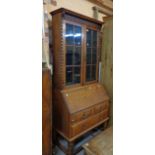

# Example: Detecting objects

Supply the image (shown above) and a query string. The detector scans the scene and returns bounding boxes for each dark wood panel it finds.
[52,13,65,89]
[42,69,52,155]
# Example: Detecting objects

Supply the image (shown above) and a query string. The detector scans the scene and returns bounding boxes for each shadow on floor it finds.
[53,128,102,155]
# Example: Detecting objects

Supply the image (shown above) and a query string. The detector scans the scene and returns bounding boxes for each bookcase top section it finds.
[50,8,103,25]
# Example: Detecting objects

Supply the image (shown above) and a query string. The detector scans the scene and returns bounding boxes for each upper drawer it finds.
[71,107,93,124]
[70,101,109,124]
[93,101,109,113]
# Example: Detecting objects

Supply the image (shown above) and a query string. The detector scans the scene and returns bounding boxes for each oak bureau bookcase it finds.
[51,8,110,155]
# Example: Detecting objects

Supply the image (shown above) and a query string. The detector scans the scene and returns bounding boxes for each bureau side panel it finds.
[53,89,70,137]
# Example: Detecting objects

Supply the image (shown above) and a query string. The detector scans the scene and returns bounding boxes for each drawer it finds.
[93,102,109,114]
[99,109,109,121]
[71,111,105,137]
[71,108,93,124]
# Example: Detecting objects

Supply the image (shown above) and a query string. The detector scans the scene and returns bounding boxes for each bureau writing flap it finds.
[61,83,109,114]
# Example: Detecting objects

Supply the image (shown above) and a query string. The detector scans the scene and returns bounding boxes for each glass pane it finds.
[66,67,73,85]
[74,26,82,46]
[92,48,97,64]
[74,47,81,65]
[66,24,74,45]
[86,48,91,64]
[86,29,91,47]
[73,66,80,83]
[86,65,91,81]
[66,46,74,65]
[92,65,96,80]
[93,30,97,47]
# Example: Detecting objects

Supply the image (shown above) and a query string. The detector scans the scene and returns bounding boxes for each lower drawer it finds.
[71,110,108,137]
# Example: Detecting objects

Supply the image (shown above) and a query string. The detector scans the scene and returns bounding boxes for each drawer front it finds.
[99,109,109,121]
[71,108,93,124]
[93,102,108,113]
[71,111,107,137]
[71,101,109,124]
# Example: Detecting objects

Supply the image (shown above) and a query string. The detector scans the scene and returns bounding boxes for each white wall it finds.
[44,0,106,21]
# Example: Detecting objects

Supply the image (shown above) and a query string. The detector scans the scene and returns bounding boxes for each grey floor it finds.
[53,129,102,155]
[53,146,85,155]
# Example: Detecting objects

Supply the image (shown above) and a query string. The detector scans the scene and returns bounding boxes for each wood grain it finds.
[42,69,52,155]
[51,8,110,155]
[83,127,113,155]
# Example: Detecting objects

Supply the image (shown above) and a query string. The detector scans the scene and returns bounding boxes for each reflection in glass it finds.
[93,30,97,47]
[66,67,73,84]
[73,67,80,83]
[74,47,81,65]
[86,65,91,81]
[66,24,74,45]
[74,26,81,45]
[65,23,82,85]
[85,28,98,82]
[92,48,97,64]
[92,65,96,80]
[86,29,91,47]
[86,48,91,64]
[66,46,74,65]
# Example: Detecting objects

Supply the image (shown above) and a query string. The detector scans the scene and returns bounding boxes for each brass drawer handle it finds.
[82,113,88,119]
[71,119,75,123]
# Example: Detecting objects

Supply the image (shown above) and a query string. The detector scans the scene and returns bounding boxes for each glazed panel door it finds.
[65,22,82,86]
[85,28,98,83]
